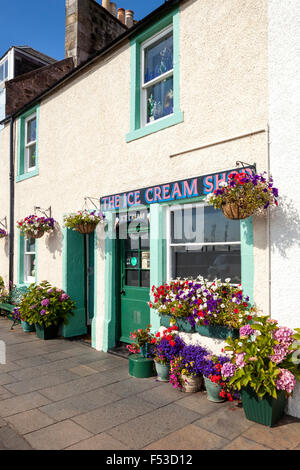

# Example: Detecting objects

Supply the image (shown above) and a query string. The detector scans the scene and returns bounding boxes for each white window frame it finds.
[166,203,241,282]
[140,24,174,128]
[0,58,8,84]
[24,113,37,173]
[24,237,36,284]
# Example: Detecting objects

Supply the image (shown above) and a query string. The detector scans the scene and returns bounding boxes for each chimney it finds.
[65,0,127,66]
[117,8,125,24]
[125,10,134,28]
[110,2,117,17]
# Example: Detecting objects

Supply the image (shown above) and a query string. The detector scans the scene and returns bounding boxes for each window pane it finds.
[0,64,3,82]
[144,32,173,83]
[27,144,36,169]
[125,252,139,268]
[141,270,150,288]
[26,117,36,143]
[25,238,35,253]
[147,76,173,123]
[140,233,150,249]
[171,206,240,243]
[141,251,150,269]
[25,254,35,280]
[4,60,8,79]
[125,270,139,287]
[125,235,139,251]
[171,245,241,284]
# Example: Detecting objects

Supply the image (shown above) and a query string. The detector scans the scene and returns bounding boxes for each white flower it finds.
[225,278,231,283]
[219,182,228,188]
[221,304,225,308]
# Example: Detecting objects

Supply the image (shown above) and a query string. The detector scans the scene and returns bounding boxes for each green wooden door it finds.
[119,229,150,344]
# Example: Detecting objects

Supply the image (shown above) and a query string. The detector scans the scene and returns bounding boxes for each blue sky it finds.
[0,0,165,60]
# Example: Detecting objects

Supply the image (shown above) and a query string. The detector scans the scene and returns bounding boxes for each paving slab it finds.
[102,376,160,398]
[137,382,184,407]
[0,373,20,386]
[176,392,229,416]
[24,419,92,450]
[0,425,32,450]
[5,369,79,395]
[4,409,55,435]
[68,365,99,377]
[144,424,229,450]
[0,391,51,418]
[39,387,121,421]
[242,417,300,450]
[73,395,157,434]
[65,432,131,450]
[222,436,272,450]
[107,402,201,449]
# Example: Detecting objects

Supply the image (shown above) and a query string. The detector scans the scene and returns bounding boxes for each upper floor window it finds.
[126,8,183,142]
[16,104,39,182]
[0,59,8,83]
[141,26,173,126]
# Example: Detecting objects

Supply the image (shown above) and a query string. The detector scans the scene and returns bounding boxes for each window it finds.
[141,26,174,126]
[24,237,36,284]
[126,8,183,142]
[167,204,241,283]
[17,105,39,182]
[0,59,8,83]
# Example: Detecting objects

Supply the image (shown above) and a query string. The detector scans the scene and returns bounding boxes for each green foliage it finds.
[64,210,105,231]
[0,277,10,303]
[19,281,75,328]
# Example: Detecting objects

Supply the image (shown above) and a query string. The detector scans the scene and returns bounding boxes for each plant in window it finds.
[206,171,279,220]
[18,281,75,329]
[17,215,55,239]
[224,316,300,425]
[63,209,105,234]
[0,228,7,239]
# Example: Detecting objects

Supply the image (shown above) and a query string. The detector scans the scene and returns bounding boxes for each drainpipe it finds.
[9,116,14,290]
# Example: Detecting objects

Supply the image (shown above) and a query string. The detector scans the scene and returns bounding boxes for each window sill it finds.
[126,111,183,143]
[16,169,39,183]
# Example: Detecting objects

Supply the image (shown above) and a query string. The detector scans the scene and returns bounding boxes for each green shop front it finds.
[100,166,254,352]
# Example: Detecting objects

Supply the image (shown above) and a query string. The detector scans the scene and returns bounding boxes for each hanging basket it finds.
[74,223,98,234]
[221,202,252,220]
[26,231,45,239]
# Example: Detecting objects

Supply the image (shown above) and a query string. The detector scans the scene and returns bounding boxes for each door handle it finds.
[120,290,126,295]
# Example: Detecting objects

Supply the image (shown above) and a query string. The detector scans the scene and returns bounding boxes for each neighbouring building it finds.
[0,0,299,417]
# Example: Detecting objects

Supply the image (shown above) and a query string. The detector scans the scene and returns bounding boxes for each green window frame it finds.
[126,6,183,143]
[18,233,37,286]
[16,104,39,182]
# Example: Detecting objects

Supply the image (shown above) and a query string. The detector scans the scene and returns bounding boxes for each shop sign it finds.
[101,166,254,211]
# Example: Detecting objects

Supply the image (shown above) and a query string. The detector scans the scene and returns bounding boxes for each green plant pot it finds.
[155,361,170,382]
[175,318,194,333]
[204,376,225,402]
[195,324,239,340]
[140,343,152,358]
[129,355,154,378]
[21,320,35,333]
[241,386,287,427]
[160,315,173,327]
[35,323,58,340]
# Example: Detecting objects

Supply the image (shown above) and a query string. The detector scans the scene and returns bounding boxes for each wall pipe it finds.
[9,116,14,289]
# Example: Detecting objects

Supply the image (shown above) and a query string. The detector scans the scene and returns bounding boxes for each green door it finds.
[119,226,150,344]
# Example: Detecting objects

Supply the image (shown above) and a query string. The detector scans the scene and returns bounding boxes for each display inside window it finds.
[142,26,174,126]
[169,205,241,283]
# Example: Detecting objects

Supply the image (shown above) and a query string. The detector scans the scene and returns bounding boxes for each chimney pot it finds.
[110,2,117,17]
[125,9,134,28]
[117,8,125,24]
[102,0,110,11]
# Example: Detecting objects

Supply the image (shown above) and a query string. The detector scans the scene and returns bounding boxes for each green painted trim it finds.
[240,217,254,303]
[16,104,39,182]
[150,204,166,332]
[103,212,118,352]
[91,230,98,349]
[127,6,182,142]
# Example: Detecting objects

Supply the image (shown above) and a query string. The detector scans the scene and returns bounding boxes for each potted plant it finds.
[64,209,105,234]
[151,326,182,381]
[169,355,203,392]
[224,316,300,426]
[0,228,7,239]
[206,171,279,220]
[18,281,75,340]
[127,325,155,378]
[17,215,55,239]
[202,354,235,402]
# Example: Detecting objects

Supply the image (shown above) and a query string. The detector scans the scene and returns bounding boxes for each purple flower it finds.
[59,293,70,301]
[239,324,254,337]
[221,362,237,378]
[41,298,50,307]
[40,310,46,316]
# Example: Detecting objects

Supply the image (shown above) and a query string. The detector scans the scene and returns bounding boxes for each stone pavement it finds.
[0,316,300,450]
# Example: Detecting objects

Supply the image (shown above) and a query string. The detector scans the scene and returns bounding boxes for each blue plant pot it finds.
[204,376,225,402]
[21,320,35,333]
[155,361,170,382]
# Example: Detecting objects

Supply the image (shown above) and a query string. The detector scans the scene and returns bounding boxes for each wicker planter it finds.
[180,374,203,393]
[221,202,252,220]
[26,231,45,239]
[74,223,98,234]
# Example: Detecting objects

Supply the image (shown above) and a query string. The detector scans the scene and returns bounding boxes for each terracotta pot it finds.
[221,202,252,220]
[180,374,203,393]
[74,223,98,234]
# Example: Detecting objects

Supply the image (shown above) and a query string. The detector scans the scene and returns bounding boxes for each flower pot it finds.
[241,386,287,427]
[21,320,35,333]
[175,318,194,333]
[129,355,154,378]
[26,231,45,239]
[204,376,225,402]
[35,323,58,340]
[160,315,173,328]
[180,374,203,393]
[74,223,98,234]
[221,202,252,220]
[195,324,239,340]
[155,361,170,382]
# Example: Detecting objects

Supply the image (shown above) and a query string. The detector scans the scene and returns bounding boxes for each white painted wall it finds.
[269,0,300,417]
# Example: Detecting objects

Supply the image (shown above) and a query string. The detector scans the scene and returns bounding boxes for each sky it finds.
[0,0,165,60]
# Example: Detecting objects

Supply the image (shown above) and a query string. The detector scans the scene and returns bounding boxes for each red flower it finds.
[234,308,239,314]
[247,315,252,321]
